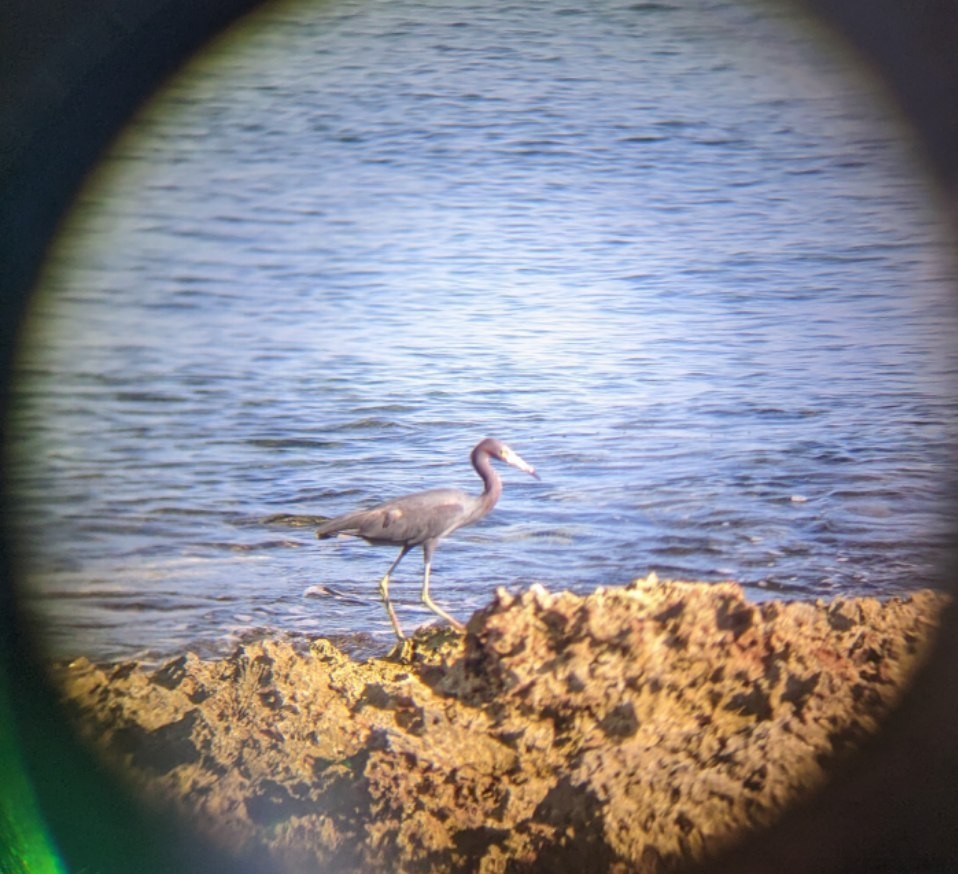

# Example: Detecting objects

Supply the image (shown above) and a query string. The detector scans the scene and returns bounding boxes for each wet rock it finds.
[52,578,947,873]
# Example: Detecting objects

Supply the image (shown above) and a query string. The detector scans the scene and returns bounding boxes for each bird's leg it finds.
[379,575,406,640]
[420,547,466,632]
[380,546,411,640]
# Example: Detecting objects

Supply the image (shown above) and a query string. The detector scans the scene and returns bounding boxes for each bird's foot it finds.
[387,637,415,663]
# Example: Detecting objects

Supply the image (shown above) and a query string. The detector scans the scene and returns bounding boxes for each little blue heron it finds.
[315,437,539,639]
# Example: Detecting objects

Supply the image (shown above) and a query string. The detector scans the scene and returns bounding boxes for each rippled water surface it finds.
[8,0,957,661]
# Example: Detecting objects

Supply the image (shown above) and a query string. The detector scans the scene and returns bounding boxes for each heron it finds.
[315,437,539,639]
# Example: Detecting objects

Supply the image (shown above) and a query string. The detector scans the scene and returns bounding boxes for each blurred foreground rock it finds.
[54,578,946,873]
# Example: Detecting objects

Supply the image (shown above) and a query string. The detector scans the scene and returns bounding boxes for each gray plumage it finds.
[316,437,539,639]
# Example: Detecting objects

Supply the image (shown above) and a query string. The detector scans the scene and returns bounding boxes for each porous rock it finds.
[53,578,946,872]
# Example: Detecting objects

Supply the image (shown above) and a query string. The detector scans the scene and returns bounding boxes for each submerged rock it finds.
[53,578,946,873]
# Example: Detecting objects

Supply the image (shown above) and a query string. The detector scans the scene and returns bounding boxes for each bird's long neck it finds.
[472,445,503,513]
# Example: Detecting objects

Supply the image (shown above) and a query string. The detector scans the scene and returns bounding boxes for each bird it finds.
[315,437,539,640]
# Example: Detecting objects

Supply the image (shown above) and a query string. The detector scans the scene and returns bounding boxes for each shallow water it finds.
[7,0,957,662]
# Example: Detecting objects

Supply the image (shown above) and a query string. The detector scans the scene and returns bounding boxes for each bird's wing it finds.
[317,489,475,546]
[364,489,473,543]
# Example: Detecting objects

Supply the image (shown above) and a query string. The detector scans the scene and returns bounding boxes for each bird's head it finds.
[479,438,540,480]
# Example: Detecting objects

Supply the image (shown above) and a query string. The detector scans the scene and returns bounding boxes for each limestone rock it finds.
[53,579,946,872]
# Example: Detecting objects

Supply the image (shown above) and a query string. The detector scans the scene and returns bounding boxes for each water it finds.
[6,0,957,662]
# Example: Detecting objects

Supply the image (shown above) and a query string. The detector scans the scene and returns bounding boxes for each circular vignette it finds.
[1,1,957,873]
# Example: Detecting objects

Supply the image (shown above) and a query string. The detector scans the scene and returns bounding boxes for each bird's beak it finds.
[504,448,540,480]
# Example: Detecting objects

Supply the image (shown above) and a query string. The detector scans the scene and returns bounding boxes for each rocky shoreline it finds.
[53,577,946,873]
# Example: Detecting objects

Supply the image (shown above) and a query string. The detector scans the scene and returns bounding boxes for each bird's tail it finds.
[315,512,362,540]
[315,520,339,540]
